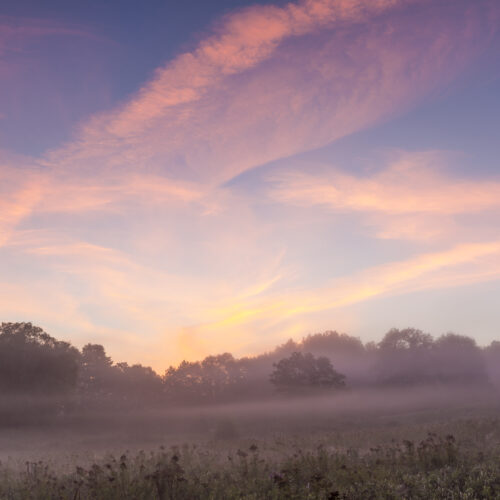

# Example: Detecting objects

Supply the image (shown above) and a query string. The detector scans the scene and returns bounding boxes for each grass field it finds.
[0,387,499,499]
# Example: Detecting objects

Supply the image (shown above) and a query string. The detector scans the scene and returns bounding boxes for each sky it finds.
[1,0,499,371]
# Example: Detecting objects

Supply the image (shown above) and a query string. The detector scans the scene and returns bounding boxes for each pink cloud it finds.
[270,153,500,215]
[45,0,498,188]
[0,154,44,247]
[101,0,410,138]
[268,151,500,241]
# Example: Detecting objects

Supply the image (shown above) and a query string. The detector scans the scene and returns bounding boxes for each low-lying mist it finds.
[0,322,498,465]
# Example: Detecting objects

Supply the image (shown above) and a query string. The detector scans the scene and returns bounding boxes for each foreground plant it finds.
[0,430,498,499]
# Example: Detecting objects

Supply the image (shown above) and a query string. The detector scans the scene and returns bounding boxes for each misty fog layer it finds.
[0,322,498,416]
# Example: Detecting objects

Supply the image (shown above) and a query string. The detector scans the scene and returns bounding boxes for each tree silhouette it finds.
[378,328,433,351]
[164,353,246,403]
[270,352,345,392]
[375,328,489,386]
[375,328,435,385]
[433,333,487,384]
[0,322,79,394]
[484,341,500,385]
[78,343,115,396]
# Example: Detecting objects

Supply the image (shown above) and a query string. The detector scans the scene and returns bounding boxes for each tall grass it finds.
[0,415,499,499]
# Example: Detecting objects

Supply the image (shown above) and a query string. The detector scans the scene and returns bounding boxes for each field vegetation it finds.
[0,391,498,499]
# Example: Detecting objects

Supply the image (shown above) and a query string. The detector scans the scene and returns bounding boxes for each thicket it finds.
[0,322,499,409]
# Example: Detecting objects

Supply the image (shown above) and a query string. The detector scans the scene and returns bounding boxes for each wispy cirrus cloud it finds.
[270,153,500,216]
[0,15,94,53]
[0,155,44,247]
[159,239,500,363]
[4,225,500,368]
[99,0,412,138]
[3,0,496,227]
[46,0,497,184]
[0,0,486,241]
[0,15,105,84]
[268,151,500,241]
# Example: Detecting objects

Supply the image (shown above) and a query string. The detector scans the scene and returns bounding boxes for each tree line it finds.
[0,322,498,409]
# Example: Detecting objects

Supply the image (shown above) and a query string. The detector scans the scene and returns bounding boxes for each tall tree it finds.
[0,322,79,394]
[164,353,246,403]
[433,333,487,383]
[270,352,345,393]
[375,328,435,385]
[78,343,115,396]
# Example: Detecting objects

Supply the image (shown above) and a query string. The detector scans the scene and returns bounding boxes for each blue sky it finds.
[1,0,288,154]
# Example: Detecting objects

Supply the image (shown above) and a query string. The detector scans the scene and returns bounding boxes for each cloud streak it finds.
[270,153,500,216]
[169,240,500,362]
[101,0,410,138]
[267,150,500,242]
[47,0,497,185]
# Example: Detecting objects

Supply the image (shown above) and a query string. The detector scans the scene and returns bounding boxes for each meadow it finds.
[0,387,498,499]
